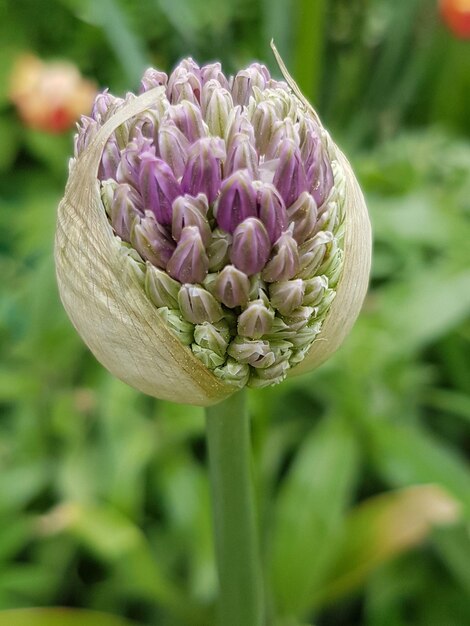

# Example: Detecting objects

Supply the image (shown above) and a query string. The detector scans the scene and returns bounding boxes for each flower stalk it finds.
[205,390,265,626]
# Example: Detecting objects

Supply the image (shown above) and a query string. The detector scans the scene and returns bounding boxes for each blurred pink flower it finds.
[9,54,97,133]
[439,0,470,38]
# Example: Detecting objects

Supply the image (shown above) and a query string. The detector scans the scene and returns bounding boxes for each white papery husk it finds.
[55,71,371,406]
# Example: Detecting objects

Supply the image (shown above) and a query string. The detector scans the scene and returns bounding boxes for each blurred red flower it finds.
[439,0,470,38]
[9,54,97,133]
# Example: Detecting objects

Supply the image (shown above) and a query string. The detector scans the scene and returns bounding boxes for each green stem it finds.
[205,389,265,626]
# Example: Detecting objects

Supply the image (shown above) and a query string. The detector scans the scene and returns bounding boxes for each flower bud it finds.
[139,68,168,92]
[157,307,194,345]
[130,212,175,269]
[168,101,208,143]
[262,229,299,282]
[237,299,275,339]
[207,228,232,271]
[225,133,259,179]
[181,137,225,203]
[157,121,190,179]
[178,284,224,324]
[227,337,276,368]
[214,357,250,388]
[297,231,334,279]
[172,194,212,246]
[145,263,181,309]
[230,218,271,276]
[269,279,305,316]
[200,62,230,89]
[56,52,371,403]
[213,265,250,308]
[139,152,182,226]
[202,81,233,136]
[167,226,209,284]
[251,101,277,155]
[255,181,288,243]
[104,182,143,241]
[194,320,230,357]
[214,171,258,233]
[287,191,318,244]
[273,139,309,207]
[191,345,225,369]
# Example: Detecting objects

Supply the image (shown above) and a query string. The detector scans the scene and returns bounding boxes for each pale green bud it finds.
[156,307,194,345]
[269,279,305,316]
[191,344,226,369]
[194,320,230,357]
[237,299,275,339]
[303,275,328,307]
[145,263,181,309]
[213,357,250,388]
[178,284,224,324]
[248,358,289,388]
[227,337,276,368]
[283,306,315,332]
[207,228,232,271]
[297,231,334,279]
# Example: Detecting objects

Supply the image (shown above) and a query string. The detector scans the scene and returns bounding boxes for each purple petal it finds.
[255,182,288,243]
[214,170,257,233]
[166,226,209,284]
[230,217,271,276]
[139,153,182,226]
[273,139,309,208]
[181,137,225,204]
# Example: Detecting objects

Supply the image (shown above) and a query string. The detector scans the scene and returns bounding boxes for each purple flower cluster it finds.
[76,58,343,387]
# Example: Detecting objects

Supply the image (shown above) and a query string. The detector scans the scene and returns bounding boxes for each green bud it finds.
[303,275,328,307]
[194,320,230,357]
[178,284,224,324]
[269,279,305,316]
[237,299,274,339]
[145,263,181,309]
[227,336,276,368]
[156,307,194,345]
[297,231,334,280]
[213,357,250,388]
[248,358,289,388]
[283,306,315,332]
[207,228,232,271]
[191,344,226,369]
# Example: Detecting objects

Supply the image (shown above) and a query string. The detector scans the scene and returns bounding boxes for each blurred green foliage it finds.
[0,0,469,625]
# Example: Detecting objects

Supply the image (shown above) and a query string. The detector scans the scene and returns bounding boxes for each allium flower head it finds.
[55,49,371,405]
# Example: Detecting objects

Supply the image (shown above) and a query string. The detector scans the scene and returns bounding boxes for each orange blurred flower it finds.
[9,54,97,133]
[439,0,470,38]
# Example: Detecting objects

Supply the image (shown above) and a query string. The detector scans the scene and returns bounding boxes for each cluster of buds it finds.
[56,55,371,405]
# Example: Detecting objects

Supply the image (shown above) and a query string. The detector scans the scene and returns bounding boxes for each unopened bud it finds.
[225,133,259,179]
[227,337,276,368]
[139,68,168,92]
[202,81,233,136]
[297,231,334,279]
[214,170,257,233]
[172,195,212,246]
[178,284,224,324]
[269,279,305,316]
[145,263,181,309]
[287,191,318,244]
[207,228,232,271]
[262,229,299,282]
[302,275,328,307]
[105,182,143,241]
[156,307,194,345]
[273,139,309,207]
[181,137,225,203]
[213,265,250,308]
[168,101,208,143]
[167,226,209,284]
[139,153,182,226]
[237,299,274,339]
[194,320,230,357]
[158,121,190,179]
[191,344,225,369]
[255,182,288,243]
[231,218,271,276]
[213,357,250,388]
[131,212,175,269]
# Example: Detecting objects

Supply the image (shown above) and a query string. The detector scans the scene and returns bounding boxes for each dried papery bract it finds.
[55,53,371,405]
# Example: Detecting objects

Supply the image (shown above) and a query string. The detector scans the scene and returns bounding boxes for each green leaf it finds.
[315,485,459,606]
[0,608,135,626]
[366,419,470,517]
[269,414,360,618]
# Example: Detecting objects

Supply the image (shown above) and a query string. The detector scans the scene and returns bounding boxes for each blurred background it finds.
[0,0,469,625]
